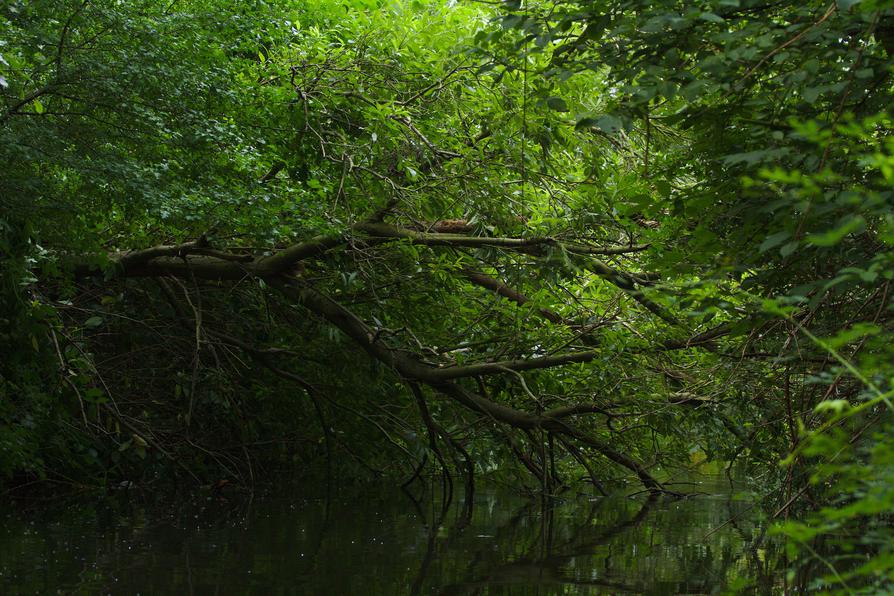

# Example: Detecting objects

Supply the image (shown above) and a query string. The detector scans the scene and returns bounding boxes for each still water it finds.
[0,477,781,594]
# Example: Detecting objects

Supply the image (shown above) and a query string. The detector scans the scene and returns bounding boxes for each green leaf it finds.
[814,399,850,414]
[85,316,104,328]
[779,241,799,257]
[546,96,568,112]
[806,216,865,247]
[595,114,622,134]
[699,12,724,23]
[574,116,599,131]
[824,322,880,349]
[802,87,822,104]
[759,231,789,253]
[33,98,44,114]
[84,388,105,403]
[856,67,874,79]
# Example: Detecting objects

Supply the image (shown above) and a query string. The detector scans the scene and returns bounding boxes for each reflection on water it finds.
[0,477,782,594]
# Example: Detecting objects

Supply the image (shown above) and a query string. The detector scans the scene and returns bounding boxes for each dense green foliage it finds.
[3,0,894,590]
[495,1,894,590]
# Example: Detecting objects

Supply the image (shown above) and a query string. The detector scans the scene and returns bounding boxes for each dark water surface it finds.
[0,477,782,594]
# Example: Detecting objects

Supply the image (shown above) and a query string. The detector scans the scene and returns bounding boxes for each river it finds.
[0,476,782,594]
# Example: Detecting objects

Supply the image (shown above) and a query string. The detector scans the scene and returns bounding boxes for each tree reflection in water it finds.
[0,479,785,594]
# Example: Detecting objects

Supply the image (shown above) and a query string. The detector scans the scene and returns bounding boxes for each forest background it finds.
[2,0,894,591]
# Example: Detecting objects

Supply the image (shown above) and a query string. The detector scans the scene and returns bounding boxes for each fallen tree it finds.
[60,213,735,493]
